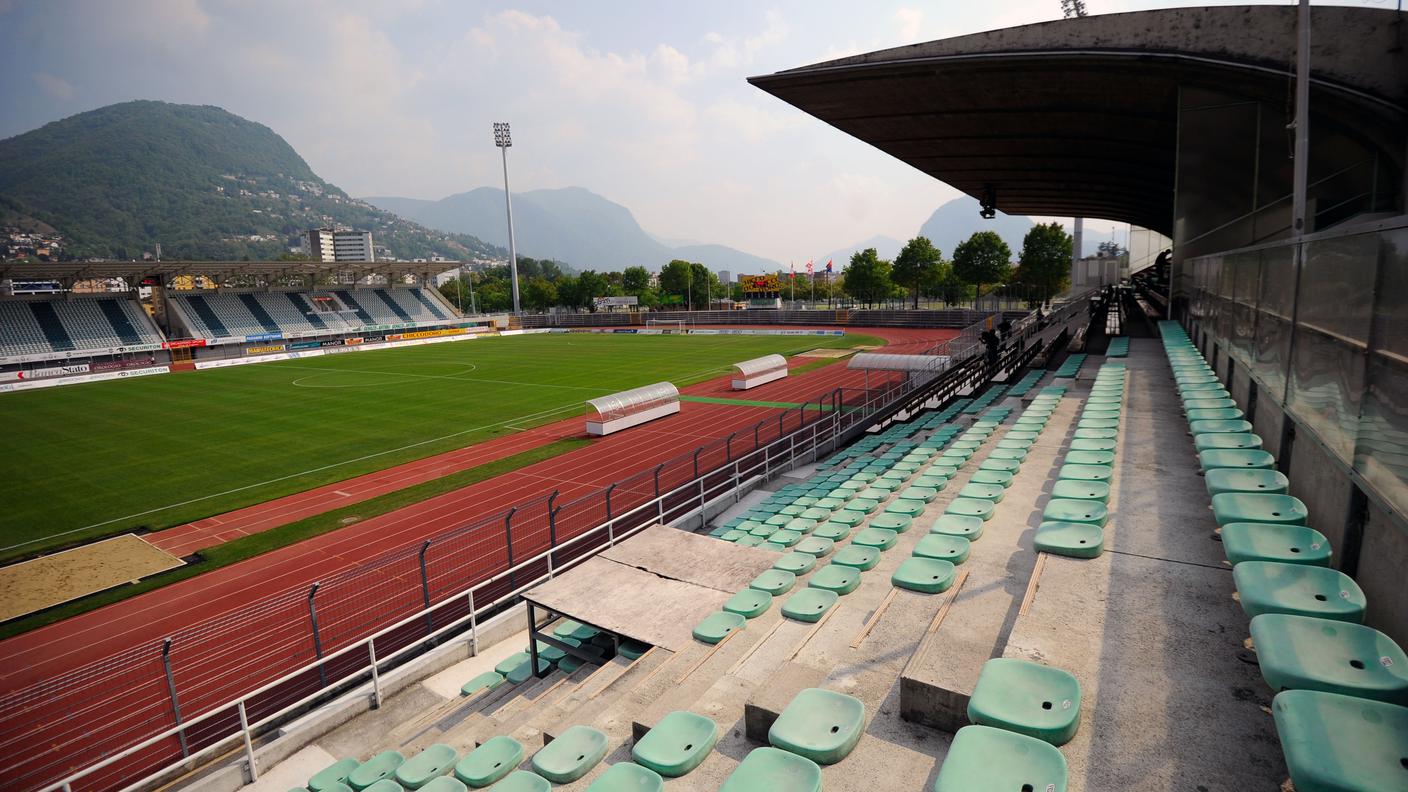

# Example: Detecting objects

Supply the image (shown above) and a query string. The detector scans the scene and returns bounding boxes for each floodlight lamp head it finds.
[493,122,512,148]
[979,185,997,219]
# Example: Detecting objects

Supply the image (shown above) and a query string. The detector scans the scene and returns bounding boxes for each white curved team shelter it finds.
[585,381,681,436]
[847,353,950,373]
[731,354,788,390]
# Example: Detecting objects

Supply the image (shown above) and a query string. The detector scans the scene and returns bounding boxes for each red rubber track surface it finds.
[0,325,951,791]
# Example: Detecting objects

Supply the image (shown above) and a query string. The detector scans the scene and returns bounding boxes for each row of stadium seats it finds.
[0,297,162,359]
[170,288,452,340]
[1159,320,1408,792]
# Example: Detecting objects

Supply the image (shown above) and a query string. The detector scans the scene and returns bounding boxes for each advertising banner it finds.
[592,296,638,310]
[289,341,323,350]
[162,338,208,349]
[246,344,287,355]
[320,338,345,348]
[344,337,364,346]
[91,358,158,373]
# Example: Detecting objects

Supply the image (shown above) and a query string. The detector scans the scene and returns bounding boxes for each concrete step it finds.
[538,644,675,744]
[899,398,1079,732]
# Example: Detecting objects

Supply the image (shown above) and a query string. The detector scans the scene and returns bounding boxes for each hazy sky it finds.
[0,1,1375,260]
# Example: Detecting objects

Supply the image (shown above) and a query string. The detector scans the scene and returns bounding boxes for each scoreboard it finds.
[740,274,783,294]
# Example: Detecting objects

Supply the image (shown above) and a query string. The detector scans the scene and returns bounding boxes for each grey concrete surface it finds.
[599,523,778,593]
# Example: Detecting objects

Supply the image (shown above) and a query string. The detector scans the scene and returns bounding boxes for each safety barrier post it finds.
[547,490,559,577]
[307,582,326,688]
[238,700,258,782]
[654,464,665,522]
[467,589,479,655]
[368,637,382,709]
[504,507,517,589]
[605,483,616,545]
[419,540,433,636]
[726,432,735,462]
[693,448,702,480]
[161,638,189,758]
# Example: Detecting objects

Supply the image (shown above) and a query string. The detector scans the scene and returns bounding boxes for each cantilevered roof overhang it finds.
[748,6,1408,237]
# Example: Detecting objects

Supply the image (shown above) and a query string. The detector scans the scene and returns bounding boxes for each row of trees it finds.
[436,223,1075,313]
[842,222,1074,308]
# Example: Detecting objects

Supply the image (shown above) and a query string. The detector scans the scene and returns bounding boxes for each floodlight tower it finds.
[493,122,521,313]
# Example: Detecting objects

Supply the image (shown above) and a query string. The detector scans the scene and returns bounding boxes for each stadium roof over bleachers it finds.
[748,5,1407,235]
[0,259,462,282]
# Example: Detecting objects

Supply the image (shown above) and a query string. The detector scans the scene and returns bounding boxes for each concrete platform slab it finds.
[599,524,777,593]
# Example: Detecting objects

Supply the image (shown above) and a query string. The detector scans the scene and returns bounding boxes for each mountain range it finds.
[0,101,502,261]
[364,188,783,275]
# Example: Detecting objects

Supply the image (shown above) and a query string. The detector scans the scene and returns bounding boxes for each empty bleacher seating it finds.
[170,288,455,340]
[0,298,162,361]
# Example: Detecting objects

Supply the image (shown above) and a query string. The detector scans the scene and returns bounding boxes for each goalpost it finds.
[644,319,687,331]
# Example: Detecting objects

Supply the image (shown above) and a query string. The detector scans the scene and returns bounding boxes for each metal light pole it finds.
[493,122,521,313]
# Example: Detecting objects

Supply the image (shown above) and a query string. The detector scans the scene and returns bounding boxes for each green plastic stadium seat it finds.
[1233,562,1366,622]
[719,530,748,542]
[870,513,913,533]
[927,465,960,479]
[347,751,406,790]
[892,557,958,593]
[395,744,457,789]
[832,545,881,571]
[1190,419,1254,435]
[958,483,1005,502]
[362,781,402,792]
[813,497,845,510]
[855,486,890,501]
[1050,480,1110,503]
[619,639,650,660]
[749,524,776,537]
[978,457,1021,473]
[420,778,466,792]
[1058,464,1112,482]
[719,747,821,792]
[1211,493,1308,526]
[773,552,817,575]
[932,514,984,540]
[723,588,773,619]
[749,569,797,595]
[946,497,996,521]
[1271,690,1408,792]
[768,688,865,764]
[988,447,1028,463]
[1194,432,1263,452]
[782,588,838,623]
[849,497,881,514]
[968,658,1082,745]
[1205,468,1289,496]
[1221,523,1331,566]
[309,758,360,791]
[899,485,940,502]
[812,522,850,541]
[531,725,608,783]
[584,763,663,792]
[1187,407,1245,422]
[912,474,948,490]
[558,656,585,673]
[933,726,1068,792]
[1199,449,1276,471]
[1185,397,1237,410]
[764,514,792,527]
[1073,427,1117,440]
[1250,614,1408,704]
[504,654,553,684]
[1064,449,1115,466]
[830,509,866,527]
[852,527,898,551]
[800,505,833,520]
[632,710,719,777]
[460,671,506,697]
[1006,430,1040,441]
[1042,499,1108,527]
[1034,521,1104,558]
[758,542,786,552]
[808,564,861,595]
[1077,418,1119,430]
[970,470,1015,489]
[784,518,817,534]
[795,536,834,557]
[769,530,802,547]
[885,499,926,517]
[735,536,763,547]
[692,611,746,644]
[911,534,970,565]
[779,505,807,517]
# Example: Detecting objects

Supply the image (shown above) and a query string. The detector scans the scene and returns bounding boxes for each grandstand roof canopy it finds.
[0,259,460,282]
[748,5,1407,236]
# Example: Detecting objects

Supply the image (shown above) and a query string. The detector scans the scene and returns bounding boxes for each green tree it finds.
[622,265,650,294]
[1017,222,1072,301]
[522,276,558,310]
[842,248,894,308]
[689,262,720,308]
[575,270,609,311]
[952,231,1013,303]
[659,259,693,299]
[892,236,942,309]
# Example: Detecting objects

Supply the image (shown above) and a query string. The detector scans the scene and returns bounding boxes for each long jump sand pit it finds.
[795,347,855,358]
[0,534,184,622]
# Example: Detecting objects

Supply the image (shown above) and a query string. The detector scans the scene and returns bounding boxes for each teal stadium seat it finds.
[530,725,608,783]
[768,688,866,764]
[967,658,1082,745]
[933,726,1068,792]
[719,747,821,792]
[1250,614,1408,704]
[1233,562,1366,622]
[1271,690,1408,792]
[1220,523,1332,566]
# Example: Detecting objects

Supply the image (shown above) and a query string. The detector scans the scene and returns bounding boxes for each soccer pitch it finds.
[1,331,873,560]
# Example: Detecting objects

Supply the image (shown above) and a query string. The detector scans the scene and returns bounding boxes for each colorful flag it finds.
[825,259,833,272]
[806,260,814,274]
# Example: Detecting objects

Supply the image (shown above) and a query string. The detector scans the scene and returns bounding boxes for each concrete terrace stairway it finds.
[244,341,1289,792]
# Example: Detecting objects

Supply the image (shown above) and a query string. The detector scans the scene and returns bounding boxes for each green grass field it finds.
[1,332,874,562]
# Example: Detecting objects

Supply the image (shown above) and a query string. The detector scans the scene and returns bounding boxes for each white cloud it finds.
[894,7,924,42]
[33,72,73,99]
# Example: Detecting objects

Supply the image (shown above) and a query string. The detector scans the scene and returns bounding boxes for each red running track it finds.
[0,325,951,791]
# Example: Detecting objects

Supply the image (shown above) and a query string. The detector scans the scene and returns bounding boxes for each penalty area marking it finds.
[287,362,478,388]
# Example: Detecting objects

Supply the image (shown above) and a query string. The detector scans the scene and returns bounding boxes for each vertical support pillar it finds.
[368,638,382,710]
[467,589,479,655]
[693,448,702,480]
[161,638,189,758]
[238,700,258,782]
[307,582,326,688]
[527,601,545,679]
[655,464,666,523]
[547,490,559,577]
[504,506,517,589]
[418,540,434,636]
[726,432,735,462]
